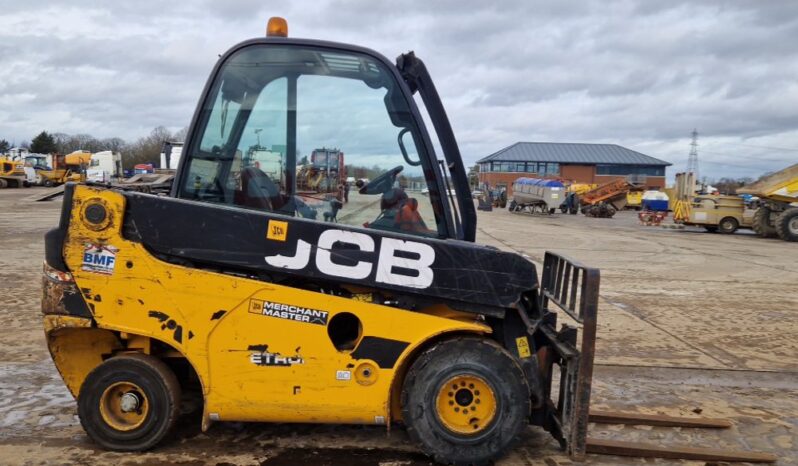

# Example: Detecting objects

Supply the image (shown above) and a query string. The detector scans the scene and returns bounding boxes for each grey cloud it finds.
[1,0,797,180]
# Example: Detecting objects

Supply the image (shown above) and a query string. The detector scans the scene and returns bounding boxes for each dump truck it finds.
[579,179,641,218]
[41,18,776,465]
[38,151,90,187]
[0,156,31,188]
[297,148,345,195]
[737,163,798,241]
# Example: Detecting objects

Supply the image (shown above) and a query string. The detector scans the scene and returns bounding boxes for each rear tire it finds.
[752,207,777,238]
[78,353,181,451]
[718,217,739,234]
[775,208,798,242]
[401,338,530,466]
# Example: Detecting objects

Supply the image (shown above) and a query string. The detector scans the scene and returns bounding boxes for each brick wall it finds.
[560,165,596,184]
[594,175,665,189]
[478,164,666,195]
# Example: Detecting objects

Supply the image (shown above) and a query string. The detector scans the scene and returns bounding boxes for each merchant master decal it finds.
[249,299,329,325]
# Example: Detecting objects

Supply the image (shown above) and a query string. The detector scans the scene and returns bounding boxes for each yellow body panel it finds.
[568,183,596,195]
[626,191,642,207]
[56,185,489,426]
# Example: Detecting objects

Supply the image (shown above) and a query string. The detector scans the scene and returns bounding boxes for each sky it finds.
[1,0,797,181]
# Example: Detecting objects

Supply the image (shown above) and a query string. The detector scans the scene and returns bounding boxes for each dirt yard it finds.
[1,187,796,465]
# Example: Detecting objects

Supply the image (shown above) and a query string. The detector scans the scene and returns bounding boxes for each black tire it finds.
[78,353,181,451]
[775,208,798,242]
[44,179,54,187]
[508,200,517,212]
[718,217,739,234]
[752,207,777,238]
[401,338,530,466]
[704,226,718,233]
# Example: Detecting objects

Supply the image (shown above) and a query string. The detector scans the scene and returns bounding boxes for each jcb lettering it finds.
[265,228,435,289]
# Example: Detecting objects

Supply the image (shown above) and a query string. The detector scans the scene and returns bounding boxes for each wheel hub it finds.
[789,217,798,234]
[435,374,497,435]
[99,381,149,431]
[120,392,141,413]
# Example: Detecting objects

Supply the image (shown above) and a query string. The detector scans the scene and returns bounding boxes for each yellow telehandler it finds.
[42,18,775,465]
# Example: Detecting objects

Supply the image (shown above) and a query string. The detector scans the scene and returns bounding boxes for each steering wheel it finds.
[359,165,403,195]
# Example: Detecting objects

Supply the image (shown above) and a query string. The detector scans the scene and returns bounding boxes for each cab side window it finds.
[295,74,439,236]
[179,45,444,237]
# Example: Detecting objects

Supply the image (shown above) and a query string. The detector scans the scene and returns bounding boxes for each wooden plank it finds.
[29,184,65,202]
[589,410,732,428]
[586,438,777,463]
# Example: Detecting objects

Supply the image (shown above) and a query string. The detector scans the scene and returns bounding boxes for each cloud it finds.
[0,0,796,180]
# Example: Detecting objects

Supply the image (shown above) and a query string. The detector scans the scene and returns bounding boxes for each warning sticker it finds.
[515,336,531,358]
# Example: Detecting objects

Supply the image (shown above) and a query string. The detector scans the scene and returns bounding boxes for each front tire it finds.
[718,217,739,234]
[78,353,181,451]
[775,208,798,242]
[752,207,777,238]
[401,338,530,466]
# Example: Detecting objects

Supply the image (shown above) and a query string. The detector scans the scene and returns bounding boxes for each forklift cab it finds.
[173,25,475,241]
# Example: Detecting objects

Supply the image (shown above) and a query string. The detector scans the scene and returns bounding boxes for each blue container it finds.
[642,199,668,211]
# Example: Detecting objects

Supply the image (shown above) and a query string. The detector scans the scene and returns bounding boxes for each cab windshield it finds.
[179,44,443,237]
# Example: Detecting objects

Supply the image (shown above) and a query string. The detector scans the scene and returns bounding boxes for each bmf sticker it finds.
[82,244,118,275]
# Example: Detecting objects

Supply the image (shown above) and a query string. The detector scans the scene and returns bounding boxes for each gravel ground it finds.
[0,187,795,465]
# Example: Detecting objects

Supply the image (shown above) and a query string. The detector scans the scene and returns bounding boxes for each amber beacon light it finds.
[266,17,288,37]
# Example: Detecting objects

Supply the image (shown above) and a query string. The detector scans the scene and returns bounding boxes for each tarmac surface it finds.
[0,187,796,465]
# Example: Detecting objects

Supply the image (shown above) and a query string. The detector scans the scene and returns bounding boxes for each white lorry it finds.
[160,142,184,170]
[86,151,123,183]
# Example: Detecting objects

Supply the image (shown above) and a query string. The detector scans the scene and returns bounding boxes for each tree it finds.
[712,177,754,195]
[123,126,176,169]
[468,164,480,189]
[0,139,9,153]
[30,131,57,154]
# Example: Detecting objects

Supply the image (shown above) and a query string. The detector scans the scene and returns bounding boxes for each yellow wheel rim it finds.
[99,381,149,431]
[435,374,497,435]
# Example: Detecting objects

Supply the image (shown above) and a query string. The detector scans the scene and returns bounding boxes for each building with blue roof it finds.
[476,142,671,195]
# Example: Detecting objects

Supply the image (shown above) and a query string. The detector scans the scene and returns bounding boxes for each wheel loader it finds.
[42,18,600,465]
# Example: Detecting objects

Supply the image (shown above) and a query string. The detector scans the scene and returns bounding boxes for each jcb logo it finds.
[266,220,288,242]
[264,229,435,289]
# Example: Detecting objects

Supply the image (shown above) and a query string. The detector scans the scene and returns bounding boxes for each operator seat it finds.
[235,166,284,212]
